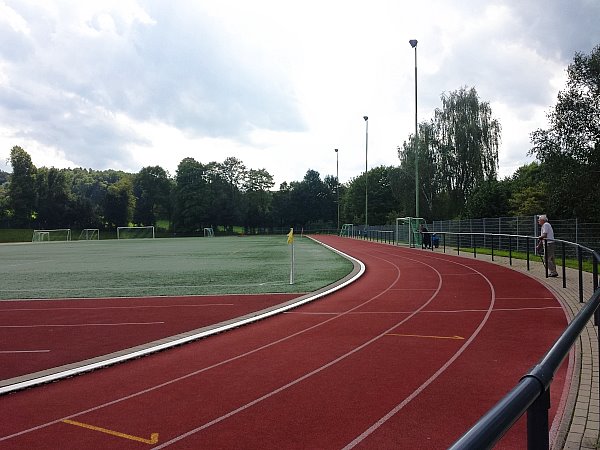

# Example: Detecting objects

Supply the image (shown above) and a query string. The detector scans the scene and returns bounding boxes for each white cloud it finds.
[0,0,598,189]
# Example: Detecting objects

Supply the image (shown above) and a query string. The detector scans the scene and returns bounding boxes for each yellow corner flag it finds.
[287,227,294,244]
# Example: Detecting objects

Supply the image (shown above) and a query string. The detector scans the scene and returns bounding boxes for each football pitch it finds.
[0,235,353,300]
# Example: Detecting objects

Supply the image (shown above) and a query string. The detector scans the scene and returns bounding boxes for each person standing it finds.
[537,215,558,277]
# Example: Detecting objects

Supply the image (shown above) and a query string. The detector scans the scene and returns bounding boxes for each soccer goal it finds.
[117,226,155,239]
[340,223,355,238]
[203,227,215,237]
[32,229,72,242]
[395,217,425,247]
[78,228,100,240]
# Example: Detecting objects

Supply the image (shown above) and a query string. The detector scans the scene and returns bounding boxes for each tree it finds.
[290,170,332,226]
[271,182,294,228]
[462,180,510,218]
[243,168,275,232]
[35,167,73,228]
[398,87,501,220]
[103,175,135,228]
[506,162,548,216]
[7,146,37,227]
[133,166,172,227]
[215,157,247,230]
[434,87,501,210]
[530,44,600,221]
[172,158,209,232]
[0,170,9,185]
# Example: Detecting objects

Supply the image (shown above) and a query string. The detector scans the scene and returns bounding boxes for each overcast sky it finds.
[0,0,598,187]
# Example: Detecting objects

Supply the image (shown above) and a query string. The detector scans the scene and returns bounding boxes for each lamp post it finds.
[335,148,339,232]
[409,39,419,218]
[363,116,368,227]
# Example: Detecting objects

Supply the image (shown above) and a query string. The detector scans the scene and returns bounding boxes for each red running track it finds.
[0,236,570,449]
[0,294,300,381]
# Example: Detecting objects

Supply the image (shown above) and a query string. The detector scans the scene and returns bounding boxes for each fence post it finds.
[562,242,566,288]
[509,235,513,266]
[578,245,583,303]
[544,240,549,278]
[527,237,530,271]
[491,234,495,262]
[594,253,598,292]
[527,387,550,450]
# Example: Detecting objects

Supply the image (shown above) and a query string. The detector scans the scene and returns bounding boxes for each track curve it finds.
[0,236,569,449]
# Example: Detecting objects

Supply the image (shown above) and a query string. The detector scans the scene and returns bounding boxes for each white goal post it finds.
[78,228,100,240]
[117,226,155,239]
[203,227,215,237]
[32,229,72,242]
[339,223,355,238]
[395,217,425,247]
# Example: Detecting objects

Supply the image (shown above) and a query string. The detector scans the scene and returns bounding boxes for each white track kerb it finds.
[0,237,365,395]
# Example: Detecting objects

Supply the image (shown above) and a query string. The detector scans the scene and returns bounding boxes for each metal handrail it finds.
[449,287,600,449]
[350,228,600,447]
[413,231,598,300]
[421,231,600,449]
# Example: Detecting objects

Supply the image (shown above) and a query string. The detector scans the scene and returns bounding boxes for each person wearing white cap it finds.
[537,215,558,277]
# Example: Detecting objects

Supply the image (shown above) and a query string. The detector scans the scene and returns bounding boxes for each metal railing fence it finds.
[431,216,600,255]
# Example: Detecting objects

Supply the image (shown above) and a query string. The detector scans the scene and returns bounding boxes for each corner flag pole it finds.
[287,227,295,285]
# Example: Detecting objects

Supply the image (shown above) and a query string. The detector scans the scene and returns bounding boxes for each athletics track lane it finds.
[0,294,299,380]
[0,236,569,449]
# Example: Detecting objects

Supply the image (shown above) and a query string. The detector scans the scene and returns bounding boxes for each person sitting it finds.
[420,224,432,249]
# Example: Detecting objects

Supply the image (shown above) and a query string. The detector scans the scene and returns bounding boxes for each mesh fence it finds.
[428,216,600,262]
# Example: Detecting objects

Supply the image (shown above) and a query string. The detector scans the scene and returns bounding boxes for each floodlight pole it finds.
[363,116,368,227]
[409,39,419,218]
[335,148,340,232]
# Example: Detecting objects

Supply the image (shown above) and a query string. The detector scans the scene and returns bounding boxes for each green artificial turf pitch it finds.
[0,236,353,300]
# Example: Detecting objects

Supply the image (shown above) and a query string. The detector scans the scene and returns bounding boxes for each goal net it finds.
[117,226,155,239]
[203,227,215,237]
[395,217,425,247]
[32,229,72,242]
[340,223,354,238]
[78,228,100,240]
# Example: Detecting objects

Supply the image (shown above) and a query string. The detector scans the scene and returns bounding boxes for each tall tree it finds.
[7,146,37,227]
[172,158,209,232]
[133,166,172,226]
[290,170,332,226]
[398,87,501,219]
[35,167,73,228]
[243,168,275,232]
[530,44,600,220]
[103,175,135,228]
[434,87,501,208]
[216,157,247,230]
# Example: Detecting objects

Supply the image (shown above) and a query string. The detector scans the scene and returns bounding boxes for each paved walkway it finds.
[440,247,598,449]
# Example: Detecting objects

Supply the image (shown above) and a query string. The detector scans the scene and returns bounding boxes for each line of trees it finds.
[0,45,598,232]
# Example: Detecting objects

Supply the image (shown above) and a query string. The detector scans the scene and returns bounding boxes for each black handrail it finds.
[415,231,598,303]
[396,230,600,448]
[449,287,600,449]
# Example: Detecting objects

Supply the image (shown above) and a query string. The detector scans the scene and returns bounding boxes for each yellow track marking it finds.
[386,333,464,340]
[62,419,159,444]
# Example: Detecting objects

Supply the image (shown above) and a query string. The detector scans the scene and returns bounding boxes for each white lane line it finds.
[0,304,234,312]
[0,350,50,354]
[0,322,165,328]
[0,282,287,293]
[287,306,561,315]
[342,251,498,449]
[0,239,366,441]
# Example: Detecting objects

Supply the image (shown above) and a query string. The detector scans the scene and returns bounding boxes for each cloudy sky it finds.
[0,0,598,187]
